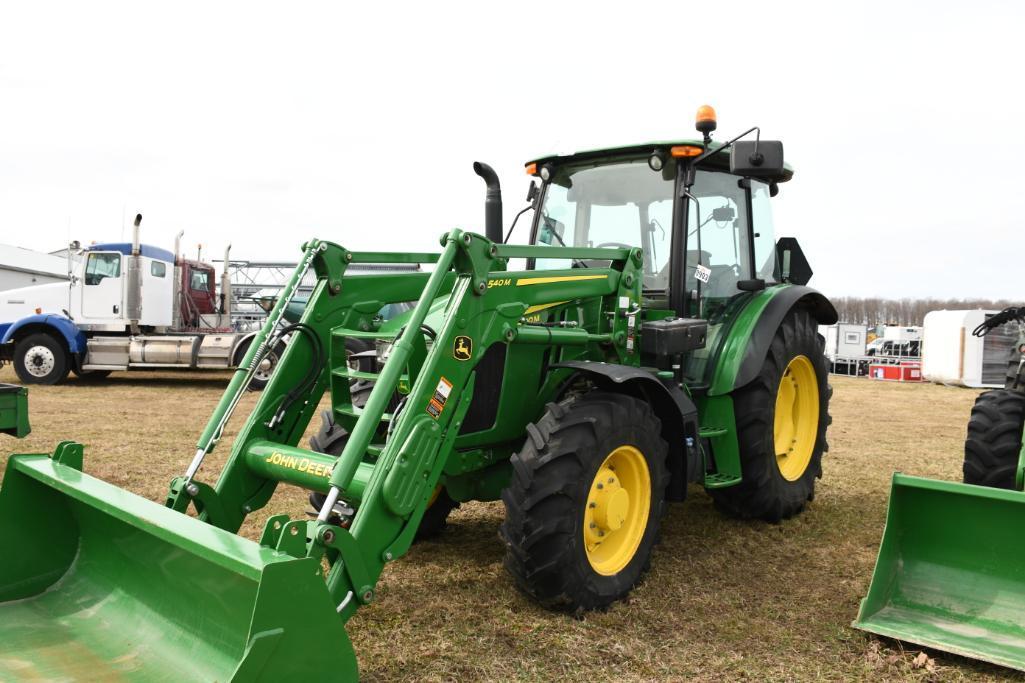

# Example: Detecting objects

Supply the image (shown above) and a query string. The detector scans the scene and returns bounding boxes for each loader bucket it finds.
[854,473,1025,671]
[0,452,358,682]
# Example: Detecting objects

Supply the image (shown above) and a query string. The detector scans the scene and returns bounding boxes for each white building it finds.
[0,244,69,292]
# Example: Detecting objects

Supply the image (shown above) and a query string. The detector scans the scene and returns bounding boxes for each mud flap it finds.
[854,473,1025,671]
[0,453,358,681]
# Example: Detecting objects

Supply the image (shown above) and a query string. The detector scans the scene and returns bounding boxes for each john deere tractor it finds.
[0,106,835,680]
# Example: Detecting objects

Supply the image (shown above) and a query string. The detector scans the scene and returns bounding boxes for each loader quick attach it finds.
[0,107,838,680]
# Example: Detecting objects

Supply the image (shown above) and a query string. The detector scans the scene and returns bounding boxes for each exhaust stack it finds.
[126,214,144,333]
[220,245,232,318]
[473,162,503,244]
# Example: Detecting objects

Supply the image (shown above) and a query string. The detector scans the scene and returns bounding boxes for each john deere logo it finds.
[454,336,472,361]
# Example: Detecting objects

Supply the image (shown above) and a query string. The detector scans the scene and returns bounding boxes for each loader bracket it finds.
[51,441,83,470]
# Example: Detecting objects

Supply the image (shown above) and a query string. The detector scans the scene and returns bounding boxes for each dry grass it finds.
[1,368,1022,682]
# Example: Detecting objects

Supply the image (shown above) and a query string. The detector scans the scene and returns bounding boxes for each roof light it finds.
[695,104,717,134]
[539,165,552,181]
[525,163,537,176]
[670,145,703,158]
[648,150,666,172]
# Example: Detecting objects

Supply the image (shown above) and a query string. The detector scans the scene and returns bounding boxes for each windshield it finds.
[532,160,674,290]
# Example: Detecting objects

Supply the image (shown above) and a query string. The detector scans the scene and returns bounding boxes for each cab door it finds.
[81,251,124,322]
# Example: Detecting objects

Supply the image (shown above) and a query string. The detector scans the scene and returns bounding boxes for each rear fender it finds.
[709,285,837,396]
[553,361,701,501]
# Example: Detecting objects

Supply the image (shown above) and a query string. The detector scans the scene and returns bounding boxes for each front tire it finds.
[14,333,70,385]
[709,308,831,522]
[500,391,669,612]
[964,389,1025,489]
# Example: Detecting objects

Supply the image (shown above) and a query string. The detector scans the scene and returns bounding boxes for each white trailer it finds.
[819,323,868,361]
[922,310,1017,388]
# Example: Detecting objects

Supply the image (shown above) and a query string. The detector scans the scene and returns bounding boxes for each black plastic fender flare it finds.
[552,360,701,501]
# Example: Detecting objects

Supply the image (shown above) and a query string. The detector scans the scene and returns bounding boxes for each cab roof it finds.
[89,242,176,262]
[526,138,794,183]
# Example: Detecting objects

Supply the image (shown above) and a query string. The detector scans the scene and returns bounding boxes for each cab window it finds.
[84,252,121,285]
[190,270,211,292]
[533,160,674,290]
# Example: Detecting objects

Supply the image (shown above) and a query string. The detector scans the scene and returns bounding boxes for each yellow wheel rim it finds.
[583,445,651,576]
[773,355,820,481]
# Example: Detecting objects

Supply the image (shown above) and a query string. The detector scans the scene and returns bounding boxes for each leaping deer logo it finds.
[454,336,472,361]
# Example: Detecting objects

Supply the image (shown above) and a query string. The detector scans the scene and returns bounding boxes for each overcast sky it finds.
[1,1,1022,300]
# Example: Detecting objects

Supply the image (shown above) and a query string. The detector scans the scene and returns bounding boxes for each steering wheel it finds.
[595,241,633,250]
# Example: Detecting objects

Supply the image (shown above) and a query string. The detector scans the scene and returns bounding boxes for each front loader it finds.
[855,306,1025,671]
[0,107,836,680]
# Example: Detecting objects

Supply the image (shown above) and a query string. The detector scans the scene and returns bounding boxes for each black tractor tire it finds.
[308,389,459,540]
[500,391,669,612]
[14,333,70,385]
[963,389,1025,489]
[73,368,112,381]
[344,337,374,382]
[709,308,831,523]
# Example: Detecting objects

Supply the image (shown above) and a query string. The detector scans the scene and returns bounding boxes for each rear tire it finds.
[14,333,70,385]
[709,308,831,522]
[500,391,669,612]
[963,389,1025,489]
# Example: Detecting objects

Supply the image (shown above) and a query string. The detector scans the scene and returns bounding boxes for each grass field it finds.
[1,367,1021,682]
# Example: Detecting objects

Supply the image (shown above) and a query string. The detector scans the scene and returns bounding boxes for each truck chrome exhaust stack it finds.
[126,213,144,332]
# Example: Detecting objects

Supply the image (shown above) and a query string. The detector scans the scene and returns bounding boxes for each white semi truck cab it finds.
[0,216,277,386]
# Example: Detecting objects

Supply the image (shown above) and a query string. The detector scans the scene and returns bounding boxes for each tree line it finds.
[831,297,1019,327]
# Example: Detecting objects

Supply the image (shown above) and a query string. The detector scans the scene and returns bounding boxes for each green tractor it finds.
[0,106,835,680]
[855,306,1025,671]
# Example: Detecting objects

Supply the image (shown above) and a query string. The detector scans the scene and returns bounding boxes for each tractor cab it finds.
[523,106,811,385]
[525,109,794,325]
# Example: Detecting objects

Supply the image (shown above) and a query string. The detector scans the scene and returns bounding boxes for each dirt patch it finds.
[1,368,1020,681]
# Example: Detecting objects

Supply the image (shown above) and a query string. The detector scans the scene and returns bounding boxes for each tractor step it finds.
[703,472,742,488]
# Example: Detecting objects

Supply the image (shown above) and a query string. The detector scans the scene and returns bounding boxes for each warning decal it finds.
[427,376,453,419]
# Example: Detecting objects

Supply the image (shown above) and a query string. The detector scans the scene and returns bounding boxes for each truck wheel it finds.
[308,393,458,540]
[234,340,284,391]
[964,389,1025,489]
[14,333,70,385]
[500,391,669,612]
[709,308,831,523]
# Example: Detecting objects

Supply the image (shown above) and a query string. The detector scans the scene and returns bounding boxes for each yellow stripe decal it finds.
[523,301,569,315]
[515,274,608,286]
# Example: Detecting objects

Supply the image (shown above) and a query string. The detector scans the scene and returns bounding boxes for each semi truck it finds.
[0,216,280,387]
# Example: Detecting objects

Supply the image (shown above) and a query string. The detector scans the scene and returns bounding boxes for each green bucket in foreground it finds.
[0,451,358,682]
[854,473,1025,671]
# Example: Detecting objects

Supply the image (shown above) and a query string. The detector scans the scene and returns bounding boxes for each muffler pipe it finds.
[473,161,503,244]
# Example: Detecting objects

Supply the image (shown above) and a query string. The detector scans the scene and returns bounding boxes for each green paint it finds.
[854,473,1025,672]
[0,384,29,438]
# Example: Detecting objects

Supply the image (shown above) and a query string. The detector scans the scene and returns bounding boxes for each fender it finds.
[0,314,87,354]
[708,284,837,397]
[230,331,261,366]
[553,360,702,501]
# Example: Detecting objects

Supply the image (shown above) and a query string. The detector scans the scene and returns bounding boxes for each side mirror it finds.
[526,181,539,203]
[730,140,784,178]
[538,217,565,246]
